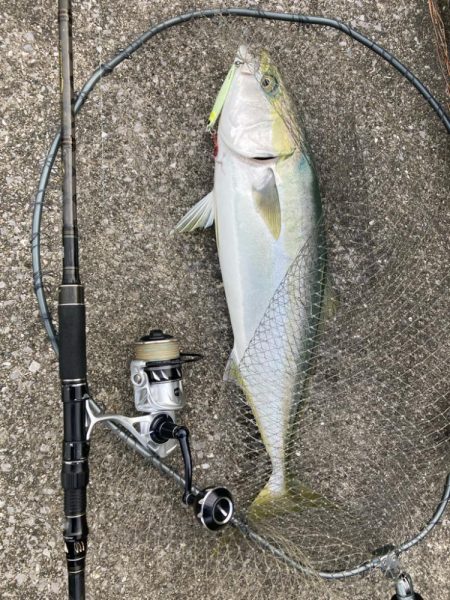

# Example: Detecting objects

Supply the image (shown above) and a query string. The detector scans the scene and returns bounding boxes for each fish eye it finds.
[261,74,278,94]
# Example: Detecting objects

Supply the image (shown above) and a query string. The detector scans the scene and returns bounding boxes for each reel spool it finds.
[130,329,188,458]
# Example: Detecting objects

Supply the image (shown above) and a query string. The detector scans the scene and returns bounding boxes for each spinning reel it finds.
[86,329,234,531]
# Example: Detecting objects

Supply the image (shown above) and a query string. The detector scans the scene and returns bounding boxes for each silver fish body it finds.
[176,46,327,511]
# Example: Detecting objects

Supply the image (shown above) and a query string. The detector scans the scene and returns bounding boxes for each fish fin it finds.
[209,525,240,557]
[252,169,281,240]
[223,349,241,384]
[321,275,339,322]
[249,479,337,520]
[174,191,214,232]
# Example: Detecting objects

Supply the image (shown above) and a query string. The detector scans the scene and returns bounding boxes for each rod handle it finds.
[58,286,86,381]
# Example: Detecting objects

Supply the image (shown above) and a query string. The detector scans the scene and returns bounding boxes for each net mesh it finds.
[38,6,449,599]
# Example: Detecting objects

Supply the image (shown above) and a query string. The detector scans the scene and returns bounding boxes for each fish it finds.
[175,46,331,515]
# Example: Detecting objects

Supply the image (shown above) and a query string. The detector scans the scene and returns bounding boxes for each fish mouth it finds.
[221,137,281,163]
[235,45,257,73]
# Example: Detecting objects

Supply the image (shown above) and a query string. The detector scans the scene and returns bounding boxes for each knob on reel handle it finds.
[194,487,234,530]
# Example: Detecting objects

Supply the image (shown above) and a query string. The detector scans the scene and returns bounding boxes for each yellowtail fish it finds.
[176,46,331,515]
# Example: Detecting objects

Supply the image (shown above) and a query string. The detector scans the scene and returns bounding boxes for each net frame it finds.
[31,6,450,584]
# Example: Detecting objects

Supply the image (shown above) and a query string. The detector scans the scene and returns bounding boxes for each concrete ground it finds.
[1,1,449,599]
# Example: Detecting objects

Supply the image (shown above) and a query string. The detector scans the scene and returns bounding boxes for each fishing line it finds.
[32,6,450,598]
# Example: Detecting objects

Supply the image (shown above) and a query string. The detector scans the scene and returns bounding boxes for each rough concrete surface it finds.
[1,1,449,599]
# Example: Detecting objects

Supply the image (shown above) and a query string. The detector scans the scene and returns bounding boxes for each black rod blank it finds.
[58,2,89,599]
[59,0,79,285]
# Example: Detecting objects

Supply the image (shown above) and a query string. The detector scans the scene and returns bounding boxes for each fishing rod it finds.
[57,2,89,598]
[56,5,234,597]
[38,6,449,600]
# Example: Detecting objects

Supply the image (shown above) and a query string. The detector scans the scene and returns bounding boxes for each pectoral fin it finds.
[174,191,214,232]
[252,169,281,240]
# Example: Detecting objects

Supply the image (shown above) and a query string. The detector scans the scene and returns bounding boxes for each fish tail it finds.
[249,478,336,520]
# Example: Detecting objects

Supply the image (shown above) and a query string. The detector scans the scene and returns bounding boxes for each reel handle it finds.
[150,414,194,505]
[150,414,234,530]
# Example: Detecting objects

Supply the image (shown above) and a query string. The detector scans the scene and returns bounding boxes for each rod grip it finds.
[62,467,89,511]
[58,287,86,381]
